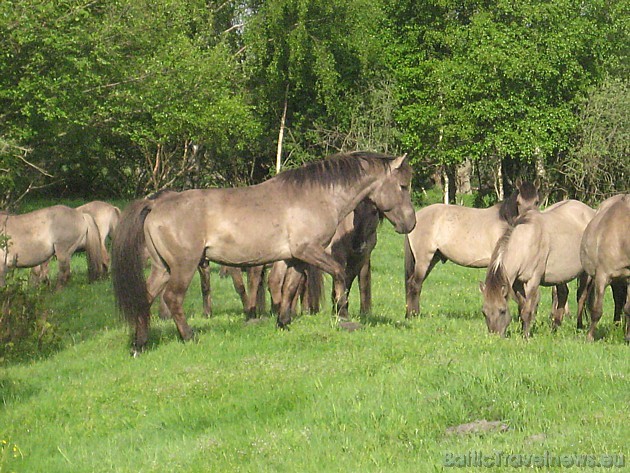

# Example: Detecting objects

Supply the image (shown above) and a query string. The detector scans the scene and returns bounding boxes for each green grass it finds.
[1,221,628,472]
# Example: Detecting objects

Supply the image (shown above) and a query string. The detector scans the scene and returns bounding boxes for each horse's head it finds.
[368,154,416,234]
[515,178,541,215]
[479,266,511,337]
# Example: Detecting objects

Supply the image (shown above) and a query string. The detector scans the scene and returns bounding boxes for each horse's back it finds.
[2,205,86,267]
[536,200,594,283]
[143,188,295,266]
[581,195,630,279]
[408,203,507,267]
[77,200,120,238]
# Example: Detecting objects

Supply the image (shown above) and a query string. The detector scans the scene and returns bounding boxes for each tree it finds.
[387,0,623,200]
[557,78,629,203]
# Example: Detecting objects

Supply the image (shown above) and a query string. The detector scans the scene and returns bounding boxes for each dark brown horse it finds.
[480,200,594,337]
[579,194,630,341]
[0,205,104,288]
[268,199,381,319]
[405,179,540,317]
[112,152,415,354]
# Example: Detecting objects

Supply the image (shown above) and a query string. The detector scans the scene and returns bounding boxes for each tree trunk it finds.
[276,84,289,174]
[456,158,472,194]
[495,158,504,201]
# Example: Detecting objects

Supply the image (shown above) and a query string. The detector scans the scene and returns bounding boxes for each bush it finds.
[0,273,59,362]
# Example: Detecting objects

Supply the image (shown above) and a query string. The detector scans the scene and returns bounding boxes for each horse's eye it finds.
[401,185,409,191]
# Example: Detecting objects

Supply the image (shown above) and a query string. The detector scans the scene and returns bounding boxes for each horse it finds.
[111,151,416,354]
[145,189,267,320]
[579,194,630,341]
[77,201,120,272]
[405,179,540,317]
[268,199,381,319]
[0,205,104,288]
[479,200,595,337]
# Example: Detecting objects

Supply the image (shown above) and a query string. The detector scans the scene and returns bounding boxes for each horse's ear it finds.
[500,284,509,298]
[479,281,486,294]
[391,153,408,169]
[515,177,523,189]
[533,178,541,190]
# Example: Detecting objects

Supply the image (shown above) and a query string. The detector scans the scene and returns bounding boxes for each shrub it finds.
[0,272,60,361]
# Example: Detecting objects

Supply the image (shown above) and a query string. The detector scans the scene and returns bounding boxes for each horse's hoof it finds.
[276,319,291,330]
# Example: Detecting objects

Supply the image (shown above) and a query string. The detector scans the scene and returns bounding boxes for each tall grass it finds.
[0,220,627,472]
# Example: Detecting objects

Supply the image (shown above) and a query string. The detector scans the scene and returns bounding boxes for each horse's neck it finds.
[332,175,380,225]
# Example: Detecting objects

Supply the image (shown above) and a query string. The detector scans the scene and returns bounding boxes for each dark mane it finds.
[499,180,539,223]
[276,151,395,188]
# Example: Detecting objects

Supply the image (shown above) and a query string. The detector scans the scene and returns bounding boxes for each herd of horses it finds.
[1,151,628,355]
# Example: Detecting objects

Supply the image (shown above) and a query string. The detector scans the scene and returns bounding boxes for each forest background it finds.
[0,0,627,207]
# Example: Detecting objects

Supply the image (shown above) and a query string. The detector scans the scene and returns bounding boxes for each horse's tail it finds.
[82,213,105,282]
[111,205,122,234]
[304,265,324,314]
[404,234,415,293]
[111,199,153,326]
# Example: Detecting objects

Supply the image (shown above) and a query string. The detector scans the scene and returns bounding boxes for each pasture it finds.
[1,213,628,472]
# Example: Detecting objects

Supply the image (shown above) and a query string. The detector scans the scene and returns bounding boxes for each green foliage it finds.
[0,273,59,362]
[557,77,629,203]
[388,0,625,193]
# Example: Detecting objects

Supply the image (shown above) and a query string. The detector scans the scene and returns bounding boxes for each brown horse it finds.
[579,194,630,341]
[268,199,381,319]
[479,200,595,337]
[146,189,266,320]
[405,179,540,317]
[0,205,104,288]
[77,201,120,272]
[112,152,415,354]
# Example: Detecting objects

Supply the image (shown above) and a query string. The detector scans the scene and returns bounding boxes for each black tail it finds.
[304,265,324,314]
[404,235,414,296]
[111,199,153,326]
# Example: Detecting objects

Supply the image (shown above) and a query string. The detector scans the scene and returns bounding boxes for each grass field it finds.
[1,212,628,472]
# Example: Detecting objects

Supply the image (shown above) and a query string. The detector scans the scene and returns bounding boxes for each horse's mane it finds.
[487,212,534,291]
[498,181,538,223]
[276,151,397,188]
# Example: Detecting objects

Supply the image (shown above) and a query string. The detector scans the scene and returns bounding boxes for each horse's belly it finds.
[203,236,291,266]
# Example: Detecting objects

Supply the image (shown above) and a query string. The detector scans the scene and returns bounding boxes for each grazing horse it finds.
[579,194,630,341]
[0,205,104,288]
[405,179,540,317]
[479,200,595,337]
[112,152,415,354]
[268,199,381,319]
[77,201,120,272]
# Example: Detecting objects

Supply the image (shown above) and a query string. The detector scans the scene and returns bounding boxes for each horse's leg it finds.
[198,264,212,317]
[406,249,440,318]
[158,290,171,320]
[611,281,627,324]
[586,275,607,342]
[358,259,372,315]
[54,252,72,290]
[291,245,347,320]
[520,282,540,338]
[138,264,171,351]
[268,261,287,315]
[623,282,630,343]
[576,275,592,330]
[161,263,198,342]
[244,266,264,319]
[277,264,306,327]
[551,283,569,330]
[30,260,51,286]
[228,267,249,312]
